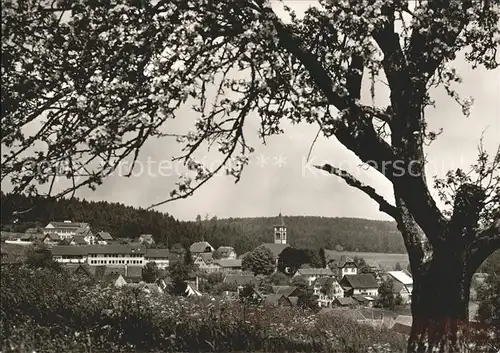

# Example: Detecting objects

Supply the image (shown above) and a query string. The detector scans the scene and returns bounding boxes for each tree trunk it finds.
[408,249,474,353]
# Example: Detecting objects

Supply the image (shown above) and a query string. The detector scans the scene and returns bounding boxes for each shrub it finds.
[1,264,409,352]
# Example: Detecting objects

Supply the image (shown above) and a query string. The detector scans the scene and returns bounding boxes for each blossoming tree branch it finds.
[1,0,499,351]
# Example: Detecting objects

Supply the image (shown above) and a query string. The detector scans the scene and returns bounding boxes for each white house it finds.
[44,221,90,240]
[340,274,379,297]
[193,253,222,273]
[215,258,242,273]
[94,231,113,244]
[293,268,335,286]
[144,248,170,269]
[43,233,61,246]
[138,234,155,245]
[51,246,88,264]
[216,246,237,259]
[87,244,146,266]
[324,251,359,278]
[190,241,215,256]
[387,271,413,304]
[313,277,344,307]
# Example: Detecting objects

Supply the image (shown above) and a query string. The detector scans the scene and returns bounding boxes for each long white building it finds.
[44,221,91,240]
[51,245,169,268]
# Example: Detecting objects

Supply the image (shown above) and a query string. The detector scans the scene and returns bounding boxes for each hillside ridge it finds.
[1,192,406,254]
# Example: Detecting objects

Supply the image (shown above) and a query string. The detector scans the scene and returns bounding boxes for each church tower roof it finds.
[275,211,286,227]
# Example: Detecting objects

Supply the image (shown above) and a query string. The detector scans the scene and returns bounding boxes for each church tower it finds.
[273,212,287,244]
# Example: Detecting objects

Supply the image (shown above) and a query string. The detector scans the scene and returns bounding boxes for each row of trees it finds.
[241,245,329,276]
[1,192,407,254]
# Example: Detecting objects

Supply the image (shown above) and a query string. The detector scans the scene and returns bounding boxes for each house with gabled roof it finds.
[194,252,222,273]
[95,231,113,245]
[352,294,377,307]
[312,277,344,307]
[144,248,170,269]
[384,271,413,304]
[43,233,60,246]
[324,250,358,278]
[215,258,242,273]
[271,285,301,298]
[138,234,155,245]
[190,241,215,255]
[104,273,127,288]
[392,281,412,304]
[386,270,413,304]
[340,273,379,297]
[293,267,335,286]
[64,263,96,279]
[264,294,292,307]
[44,221,90,240]
[333,296,357,307]
[70,235,88,246]
[391,315,412,335]
[216,246,237,259]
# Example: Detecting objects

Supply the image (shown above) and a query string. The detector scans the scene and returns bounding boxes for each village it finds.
[0,213,438,336]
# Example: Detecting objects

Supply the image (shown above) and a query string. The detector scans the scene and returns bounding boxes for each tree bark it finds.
[408,248,474,353]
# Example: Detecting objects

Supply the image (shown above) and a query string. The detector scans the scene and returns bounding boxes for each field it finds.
[338,251,410,270]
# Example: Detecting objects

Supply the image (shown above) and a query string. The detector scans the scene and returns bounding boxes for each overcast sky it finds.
[4,1,500,222]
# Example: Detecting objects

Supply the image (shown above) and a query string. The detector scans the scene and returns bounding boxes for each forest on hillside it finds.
[1,193,406,254]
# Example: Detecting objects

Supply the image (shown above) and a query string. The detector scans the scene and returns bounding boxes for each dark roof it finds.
[51,246,88,256]
[274,212,286,227]
[44,233,60,241]
[64,264,96,277]
[260,243,290,258]
[87,244,146,255]
[324,250,357,268]
[96,231,113,240]
[264,294,291,306]
[72,236,88,245]
[145,248,170,259]
[335,297,357,306]
[341,274,379,289]
[190,241,214,253]
[352,294,376,303]
[76,228,92,237]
